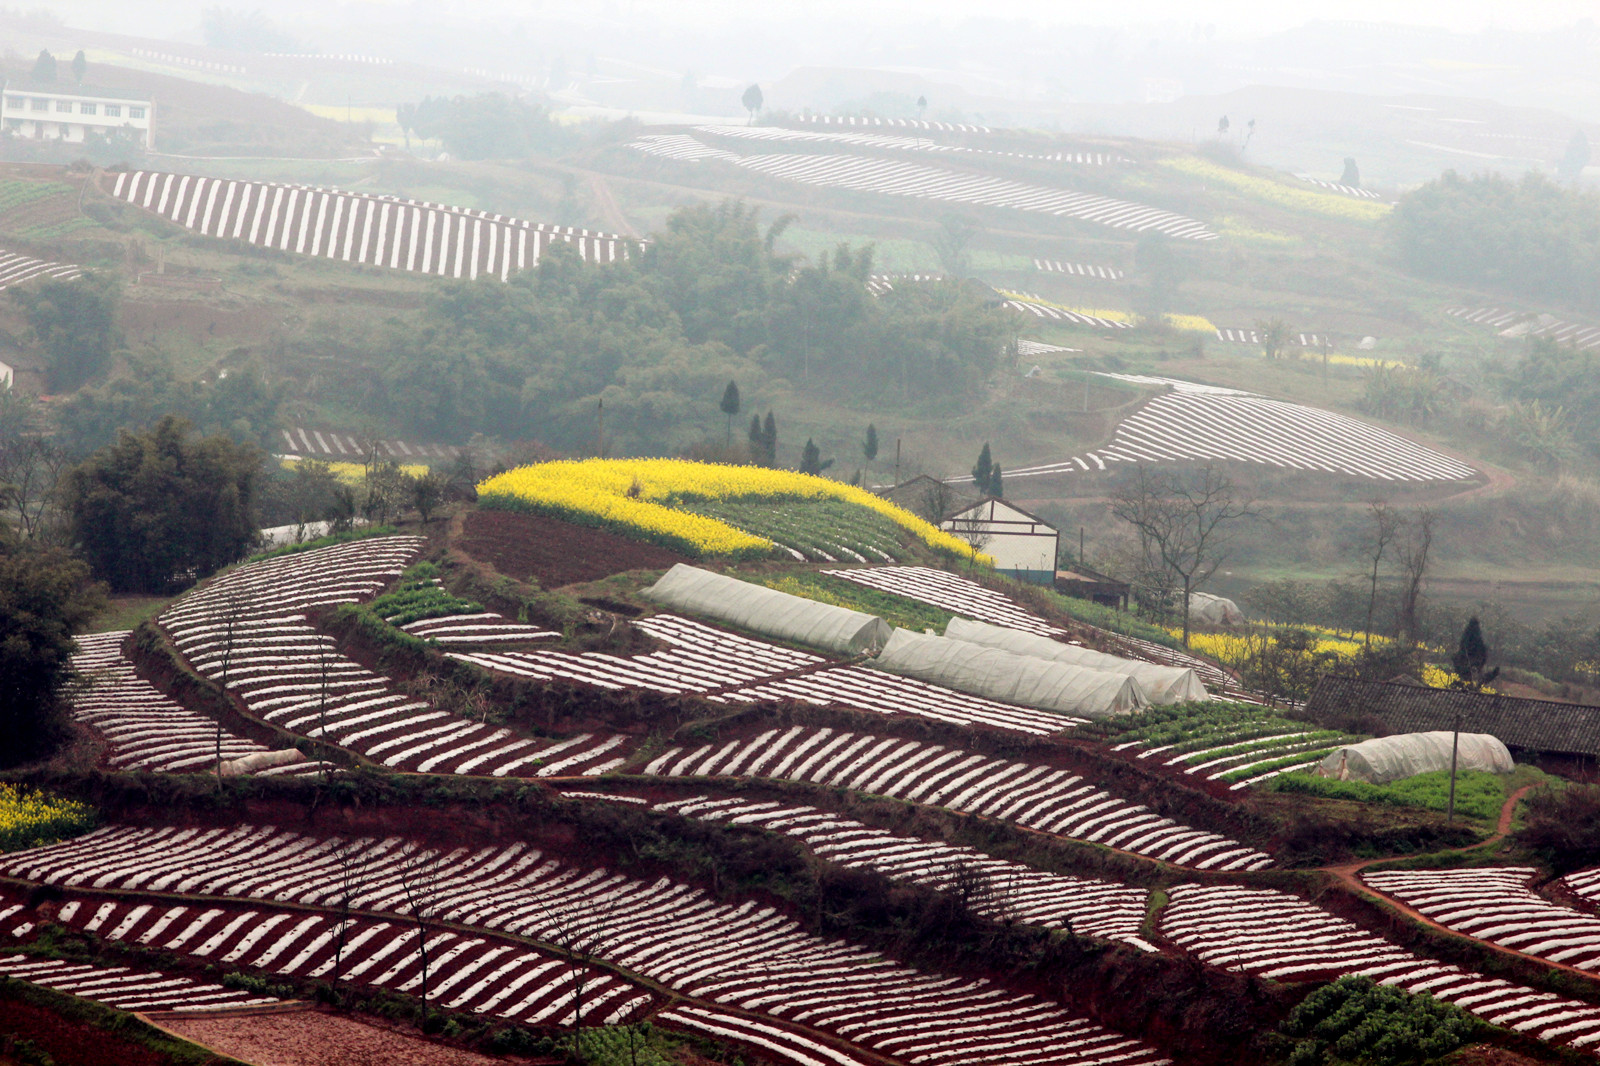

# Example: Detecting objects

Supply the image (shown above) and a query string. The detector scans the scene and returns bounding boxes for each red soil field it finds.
[458,509,689,588]
[160,1009,544,1066]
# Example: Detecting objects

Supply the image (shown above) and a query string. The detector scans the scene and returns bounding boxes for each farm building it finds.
[878,474,979,524]
[941,497,1059,585]
[1055,562,1130,610]
[1305,675,1600,759]
[1,82,154,148]
[0,356,11,389]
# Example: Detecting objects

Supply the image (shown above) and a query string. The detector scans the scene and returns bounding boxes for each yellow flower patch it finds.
[1158,156,1391,222]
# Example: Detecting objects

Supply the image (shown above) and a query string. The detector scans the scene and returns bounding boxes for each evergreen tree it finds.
[1451,616,1500,690]
[972,442,995,496]
[1339,157,1360,188]
[991,464,1003,498]
[0,545,103,766]
[741,83,764,124]
[747,414,763,462]
[31,50,56,83]
[1560,131,1592,184]
[719,380,741,443]
[762,411,777,466]
[863,423,879,463]
[799,438,833,476]
[70,50,86,85]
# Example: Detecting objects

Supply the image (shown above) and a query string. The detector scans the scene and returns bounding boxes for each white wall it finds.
[942,499,1059,576]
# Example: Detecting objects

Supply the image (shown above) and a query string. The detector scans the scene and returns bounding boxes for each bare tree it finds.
[1360,500,1403,645]
[1111,465,1256,647]
[531,896,613,1063]
[916,478,955,525]
[213,587,246,788]
[1253,317,1291,361]
[1395,510,1434,649]
[947,511,992,569]
[328,838,375,987]
[395,844,446,1030]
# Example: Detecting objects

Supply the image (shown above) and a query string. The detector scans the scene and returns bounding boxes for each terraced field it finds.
[159,536,625,776]
[0,825,1171,1066]
[645,725,1273,870]
[996,377,1477,483]
[1161,884,1600,1049]
[628,137,1215,239]
[108,171,636,281]
[678,498,911,562]
[0,247,81,290]
[1447,306,1600,351]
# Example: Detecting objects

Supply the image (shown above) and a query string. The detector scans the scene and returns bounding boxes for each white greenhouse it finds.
[643,564,892,655]
[1316,731,1513,785]
[871,628,1147,719]
[944,616,1209,705]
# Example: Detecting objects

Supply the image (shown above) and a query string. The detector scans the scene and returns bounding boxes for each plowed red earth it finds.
[459,509,689,587]
[0,996,170,1065]
[160,1009,543,1066]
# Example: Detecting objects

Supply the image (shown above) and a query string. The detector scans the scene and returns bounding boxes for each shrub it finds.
[1281,975,1480,1065]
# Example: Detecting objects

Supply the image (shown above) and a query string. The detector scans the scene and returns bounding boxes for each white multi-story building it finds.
[1,83,154,149]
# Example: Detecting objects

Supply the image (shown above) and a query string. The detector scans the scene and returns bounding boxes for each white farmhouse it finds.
[0,357,12,389]
[2,82,154,149]
[941,497,1059,585]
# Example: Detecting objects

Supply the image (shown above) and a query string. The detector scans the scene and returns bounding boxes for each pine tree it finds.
[762,411,777,466]
[1451,616,1499,690]
[863,423,879,463]
[800,438,833,476]
[747,414,763,464]
[991,464,1003,499]
[719,380,741,443]
[972,443,995,496]
[31,50,56,83]
[71,50,87,85]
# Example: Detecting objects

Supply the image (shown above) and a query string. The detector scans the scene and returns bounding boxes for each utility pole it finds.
[596,398,603,458]
[1446,711,1462,823]
[894,438,901,486]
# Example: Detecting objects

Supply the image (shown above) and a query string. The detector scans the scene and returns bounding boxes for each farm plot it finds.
[677,499,911,563]
[42,895,650,1028]
[1364,868,1600,972]
[1016,339,1083,356]
[642,793,1154,948]
[278,426,458,461]
[1297,176,1387,200]
[1214,327,1335,347]
[1003,294,1132,328]
[3,825,1172,1066]
[1160,884,1600,1050]
[374,565,559,647]
[1447,307,1600,351]
[67,631,332,777]
[0,954,286,1012]
[864,273,945,296]
[1035,260,1124,279]
[160,536,622,777]
[0,247,81,290]
[693,124,1107,164]
[1000,388,1477,483]
[792,115,992,134]
[108,171,636,282]
[1099,702,1361,791]
[643,726,1272,870]
[821,565,1064,636]
[628,140,1213,240]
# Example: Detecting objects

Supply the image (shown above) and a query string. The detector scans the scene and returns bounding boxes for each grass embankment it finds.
[1268,765,1557,823]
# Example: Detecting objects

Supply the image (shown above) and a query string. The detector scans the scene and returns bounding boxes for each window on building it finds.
[55,100,71,112]
[104,104,121,117]
[80,103,96,115]
[128,107,145,119]
[30,98,47,111]
[3,96,20,110]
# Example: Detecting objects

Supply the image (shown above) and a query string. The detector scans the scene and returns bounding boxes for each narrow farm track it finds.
[105,170,637,281]
[0,826,1171,1066]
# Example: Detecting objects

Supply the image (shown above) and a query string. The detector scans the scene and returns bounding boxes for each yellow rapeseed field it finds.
[0,784,94,852]
[1180,627,1463,690]
[478,458,986,561]
[1160,156,1391,222]
[280,458,431,483]
[1001,293,1217,333]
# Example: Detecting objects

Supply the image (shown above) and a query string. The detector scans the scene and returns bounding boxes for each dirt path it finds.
[1318,785,1600,984]
[585,172,637,237]
[155,1006,528,1066]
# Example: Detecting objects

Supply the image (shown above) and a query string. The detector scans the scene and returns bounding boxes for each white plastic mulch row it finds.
[628,140,1213,241]
[1296,176,1386,199]
[642,793,1155,948]
[109,171,635,282]
[158,536,626,778]
[793,115,992,134]
[401,612,561,645]
[693,124,1109,164]
[278,426,457,460]
[1365,868,1600,973]
[643,726,1272,871]
[65,632,332,777]
[1160,884,1600,1050]
[1128,729,1340,792]
[0,248,80,291]
[1003,296,1132,329]
[1034,259,1124,279]
[999,389,1477,484]
[45,896,649,1027]
[453,613,1072,737]
[2,825,1171,1066]
[820,565,1066,637]
[0,953,283,1012]
[1447,306,1600,351]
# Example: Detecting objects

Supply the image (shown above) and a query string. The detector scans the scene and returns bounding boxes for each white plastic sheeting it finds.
[944,617,1209,705]
[1189,592,1244,626]
[871,628,1147,719]
[1316,731,1513,785]
[642,564,892,656]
